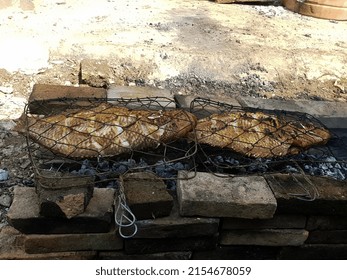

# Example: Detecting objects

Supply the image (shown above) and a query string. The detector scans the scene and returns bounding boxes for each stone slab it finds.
[7,187,115,234]
[122,211,219,239]
[306,230,347,244]
[279,244,347,260]
[123,172,174,220]
[307,216,347,230]
[177,172,277,219]
[29,84,107,114]
[99,251,192,260]
[24,230,123,254]
[192,245,280,260]
[124,235,218,255]
[266,174,347,216]
[0,226,96,260]
[220,229,309,246]
[236,96,347,128]
[222,215,306,230]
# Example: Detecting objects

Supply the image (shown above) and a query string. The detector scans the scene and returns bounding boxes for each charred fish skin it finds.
[15,103,197,158]
[193,111,331,158]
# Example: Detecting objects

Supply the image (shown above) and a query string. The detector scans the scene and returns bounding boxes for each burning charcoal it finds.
[0,169,9,181]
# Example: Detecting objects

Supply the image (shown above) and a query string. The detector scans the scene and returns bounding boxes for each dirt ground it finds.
[0,0,347,121]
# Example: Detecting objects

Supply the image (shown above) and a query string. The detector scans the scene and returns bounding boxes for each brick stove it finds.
[4,84,347,260]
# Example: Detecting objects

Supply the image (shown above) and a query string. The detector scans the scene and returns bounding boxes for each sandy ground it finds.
[0,0,346,119]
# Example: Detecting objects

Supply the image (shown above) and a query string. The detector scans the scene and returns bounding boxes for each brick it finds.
[279,244,347,260]
[80,59,115,87]
[24,229,123,254]
[222,215,306,230]
[177,172,277,219]
[124,235,218,255]
[29,84,106,114]
[192,245,280,260]
[99,251,192,260]
[266,174,347,216]
[123,172,174,220]
[7,187,114,234]
[307,216,347,230]
[306,230,347,244]
[107,85,175,109]
[220,229,309,246]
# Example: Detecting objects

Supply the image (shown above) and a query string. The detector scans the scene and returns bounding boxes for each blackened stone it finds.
[265,174,347,216]
[279,245,347,260]
[306,230,347,244]
[99,251,192,260]
[192,245,280,260]
[307,216,347,230]
[7,187,114,234]
[124,235,218,255]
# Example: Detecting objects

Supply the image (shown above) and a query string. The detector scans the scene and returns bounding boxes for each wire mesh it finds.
[190,97,347,200]
[20,97,198,191]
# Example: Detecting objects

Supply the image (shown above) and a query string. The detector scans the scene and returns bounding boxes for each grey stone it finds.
[123,172,174,220]
[266,174,347,216]
[24,230,123,254]
[7,187,115,234]
[0,194,12,207]
[0,169,9,181]
[220,229,309,246]
[177,172,277,219]
[222,215,307,230]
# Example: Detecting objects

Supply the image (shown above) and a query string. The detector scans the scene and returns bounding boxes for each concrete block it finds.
[307,216,347,230]
[7,187,115,234]
[99,251,192,260]
[177,172,277,219]
[279,244,347,260]
[266,174,347,216]
[80,59,114,87]
[220,229,309,246]
[24,230,123,254]
[236,96,302,112]
[222,215,306,230]
[123,172,174,220]
[125,235,218,255]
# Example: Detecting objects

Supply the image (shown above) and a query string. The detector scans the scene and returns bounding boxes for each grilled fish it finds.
[191,111,331,158]
[15,103,197,158]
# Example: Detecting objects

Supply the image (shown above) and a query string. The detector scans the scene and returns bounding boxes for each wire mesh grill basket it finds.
[21,97,198,190]
[189,97,347,199]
